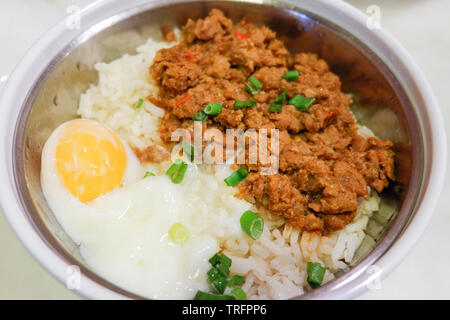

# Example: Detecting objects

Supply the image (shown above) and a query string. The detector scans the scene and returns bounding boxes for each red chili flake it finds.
[325,112,334,121]
[175,94,192,107]
[235,30,249,40]
[185,50,195,62]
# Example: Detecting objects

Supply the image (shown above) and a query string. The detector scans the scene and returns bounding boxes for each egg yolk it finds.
[55,120,127,202]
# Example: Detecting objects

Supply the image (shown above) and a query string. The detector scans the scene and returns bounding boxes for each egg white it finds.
[41,120,251,299]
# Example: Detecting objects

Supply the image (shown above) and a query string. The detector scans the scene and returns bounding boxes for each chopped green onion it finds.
[192,110,208,122]
[207,267,228,294]
[244,84,258,95]
[274,88,288,104]
[204,103,223,116]
[182,142,194,162]
[230,288,247,300]
[288,94,316,111]
[245,76,263,95]
[168,222,190,244]
[240,210,264,240]
[208,253,221,266]
[283,70,299,81]
[209,253,232,277]
[268,88,288,113]
[143,171,155,178]
[306,262,326,289]
[268,102,283,113]
[199,253,247,301]
[224,167,249,186]
[249,76,263,90]
[166,159,188,184]
[234,100,257,110]
[228,275,246,287]
[194,291,234,300]
[135,98,144,109]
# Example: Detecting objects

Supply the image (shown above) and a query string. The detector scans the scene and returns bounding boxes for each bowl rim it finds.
[0,0,446,300]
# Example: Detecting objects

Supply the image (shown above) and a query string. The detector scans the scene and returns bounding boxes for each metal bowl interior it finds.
[12,0,425,299]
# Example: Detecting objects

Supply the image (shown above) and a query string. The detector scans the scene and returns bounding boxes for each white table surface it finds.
[0,0,449,299]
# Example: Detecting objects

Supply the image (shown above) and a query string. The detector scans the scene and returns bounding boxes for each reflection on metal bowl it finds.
[0,0,445,299]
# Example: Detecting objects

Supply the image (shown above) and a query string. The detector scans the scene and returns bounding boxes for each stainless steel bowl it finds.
[0,0,446,299]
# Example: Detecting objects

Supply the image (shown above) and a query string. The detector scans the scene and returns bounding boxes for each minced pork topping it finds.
[146,9,395,234]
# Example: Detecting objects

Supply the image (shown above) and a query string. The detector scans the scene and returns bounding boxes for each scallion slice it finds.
[274,88,288,104]
[268,102,283,113]
[240,210,264,240]
[249,76,263,90]
[245,76,263,95]
[234,100,257,110]
[209,253,232,277]
[207,267,228,294]
[166,159,188,184]
[230,288,247,300]
[289,94,316,111]
[192,110,208,122]
[194,291,234,300]
[204,103,223,115]
[268,88,288,113]
[244,84,258,96]
[282,70,299,81]
[168,222,190,244]
[143,171,155,178]
[306,262,326,288]
[208,253,221,266]
[228,275,246,287]
[135,98,144,109]
[224,167,249,186]
[196,253,248,301]
[182,142,194,162]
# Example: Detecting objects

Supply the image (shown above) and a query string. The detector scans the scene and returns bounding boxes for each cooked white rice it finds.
[77,34,381,300]
[78,36,177,149]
